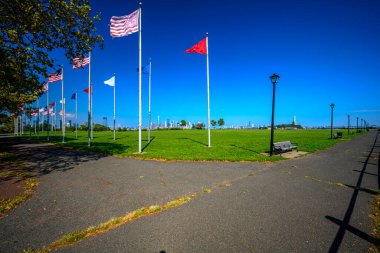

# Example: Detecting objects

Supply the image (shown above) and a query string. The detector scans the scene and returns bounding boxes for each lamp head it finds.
[269,73,280,84]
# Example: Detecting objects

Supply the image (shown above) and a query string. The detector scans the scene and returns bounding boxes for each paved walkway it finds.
[0,131,379,252]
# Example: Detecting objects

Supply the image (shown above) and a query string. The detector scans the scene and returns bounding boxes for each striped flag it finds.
[73,56,90,69]
[59,110,63,116]
[48,69,62,83]
[31,110,38,116]
[42,82,49,91]
[110,10,139,38]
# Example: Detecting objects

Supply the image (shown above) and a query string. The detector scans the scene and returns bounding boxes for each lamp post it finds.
[356,117,359,132]
[269,73,280,156]
[330,103,335,139]
[347,114,350,135]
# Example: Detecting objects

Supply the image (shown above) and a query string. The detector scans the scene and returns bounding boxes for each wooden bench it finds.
[273,141,298,154]
[333,132,343,139]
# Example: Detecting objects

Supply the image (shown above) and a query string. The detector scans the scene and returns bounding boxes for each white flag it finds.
[104,76,115,87]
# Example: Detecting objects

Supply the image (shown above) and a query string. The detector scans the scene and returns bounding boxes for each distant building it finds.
[292,115,297,126]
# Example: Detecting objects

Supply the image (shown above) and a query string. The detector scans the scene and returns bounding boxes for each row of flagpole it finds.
[19,2,211,153]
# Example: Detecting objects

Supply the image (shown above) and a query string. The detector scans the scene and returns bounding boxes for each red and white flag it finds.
[110,10,139,38]
[42,82,48,92]
[43,110,48,115]
[59,110,63,116]
[31,110,38,116]
[185,38,207,55]
[48,69,62,83]
[73,56,90,69]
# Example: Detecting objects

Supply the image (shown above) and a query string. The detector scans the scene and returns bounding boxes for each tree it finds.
[218,118,225,128]
[0,0,103,114]
[180,120,186,127]
[194,122,205,129]
[210,119,216,128]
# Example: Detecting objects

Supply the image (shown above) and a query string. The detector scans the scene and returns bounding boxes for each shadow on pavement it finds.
[0,137,113,177]
[326,131,379,253]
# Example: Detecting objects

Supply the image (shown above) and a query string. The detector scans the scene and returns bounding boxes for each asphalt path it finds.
[0,131,379,252]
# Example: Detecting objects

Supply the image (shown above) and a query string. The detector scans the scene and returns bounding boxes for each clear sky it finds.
[37,0,380,128]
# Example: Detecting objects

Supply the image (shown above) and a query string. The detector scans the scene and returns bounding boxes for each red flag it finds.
[84,87,92,93]
[49,102,55,107]
[185,38,207,55]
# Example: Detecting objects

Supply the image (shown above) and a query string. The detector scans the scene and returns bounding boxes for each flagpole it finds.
[113,74,116,141]
[47,83,50,141]
[206,32,211,148]
[90,53,93,140]
[37,98,40,141]
[75,91,78,139]
[88,52,91,146]
[148,57,151,143]
[61,66,65,143]
[54,105,57,136]
[138,2,142,153]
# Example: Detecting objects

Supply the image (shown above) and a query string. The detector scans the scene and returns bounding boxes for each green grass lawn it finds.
[18,129,365,162]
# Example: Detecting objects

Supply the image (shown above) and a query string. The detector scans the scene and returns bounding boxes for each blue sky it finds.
[36,0,380,127]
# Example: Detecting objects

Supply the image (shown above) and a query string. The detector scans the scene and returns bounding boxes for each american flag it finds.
[48,69,62,83]
[73,56,90,69]
[31,110,38,116]
[42,82,48,91]
[110,10,139,38]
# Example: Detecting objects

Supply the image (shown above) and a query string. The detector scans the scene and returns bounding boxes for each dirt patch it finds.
[0,177,25,199]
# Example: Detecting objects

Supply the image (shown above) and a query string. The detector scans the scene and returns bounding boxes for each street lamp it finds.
[330,103,335,139]
[269,73,280,156]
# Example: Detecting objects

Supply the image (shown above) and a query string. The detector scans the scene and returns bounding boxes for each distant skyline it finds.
[33,0,380,127]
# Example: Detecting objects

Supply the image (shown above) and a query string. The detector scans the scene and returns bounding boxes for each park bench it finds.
[333,132,343,139]
[273,141,298,154]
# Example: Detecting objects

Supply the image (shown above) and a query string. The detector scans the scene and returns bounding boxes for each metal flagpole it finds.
[148,58,152,143]
[75,91,78,139]
[41,110,44,135]
[61,67,65,143]
[20,114,22,135]
[206,32,211,148]
[54,105,57,136]
[37,98,40,140]
[88,52,91,146]
[113,75,116,141]
[138,2,142,153]
[47,83,50,141]
[90,53,93,140]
